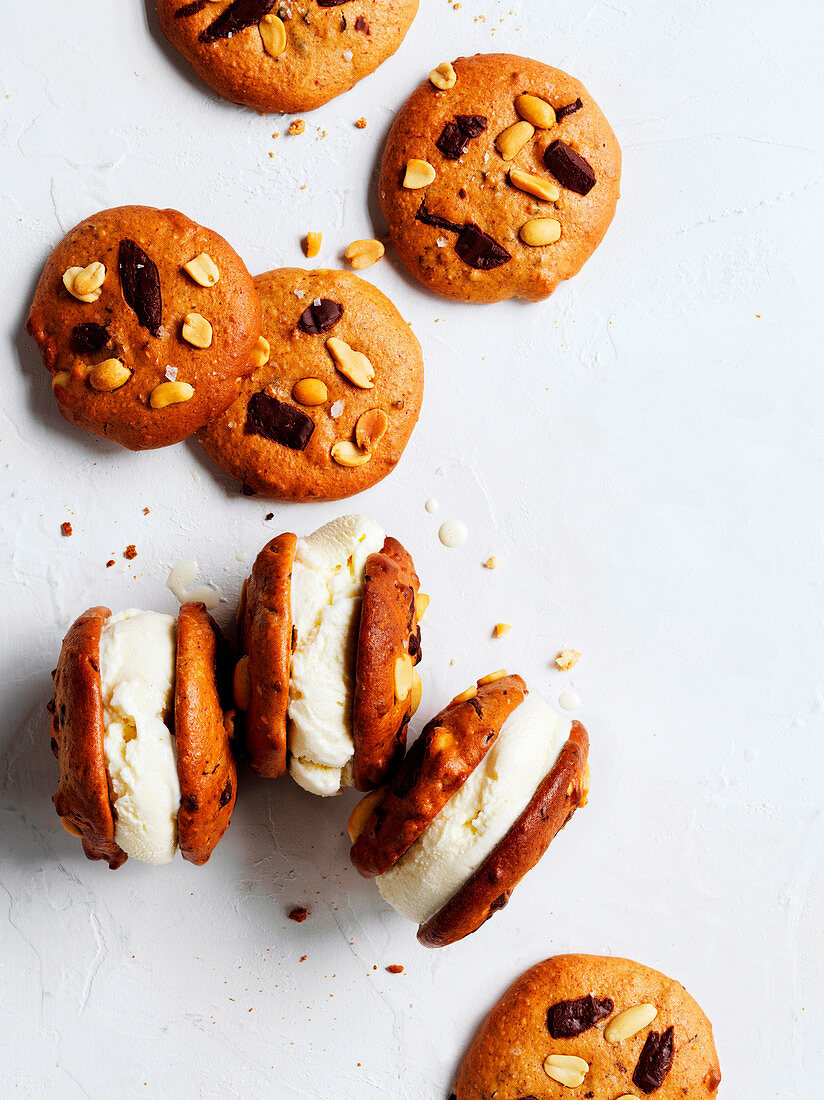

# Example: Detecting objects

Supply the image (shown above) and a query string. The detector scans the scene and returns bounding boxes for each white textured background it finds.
[1,1,822,1096]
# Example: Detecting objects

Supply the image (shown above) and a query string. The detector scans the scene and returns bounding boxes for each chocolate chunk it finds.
[544,139,596,195]
[436,114,487,159]
[415,202,463,235]
[175,0,210,16]
[455,224,511,270]
[354,15,370,33]
[219,779,233,808]
[183,794,199,813]
[316,0,351,6]
[199,0,276,43]
[547,994,614,1039]
[246,391,315,451]
[297,297,343,334]
[408,628,421,661]
[71,322,109,355]
[555,97,583,121]
[632,1027,675,1093]
[118,239,162,336]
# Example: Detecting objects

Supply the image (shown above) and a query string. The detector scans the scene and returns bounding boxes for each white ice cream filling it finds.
[99,609,179,865]
[376,694,571,924]
[287,515,385,796]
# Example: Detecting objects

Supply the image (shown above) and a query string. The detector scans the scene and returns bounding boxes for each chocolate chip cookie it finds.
[27,206,262,450]
[379,53,621,303]
[157,0,419,114]
[455,954,721,1098]
[196,268,424,501]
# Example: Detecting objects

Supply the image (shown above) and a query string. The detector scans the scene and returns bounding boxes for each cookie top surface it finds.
[196,268,424,501]
[174,602,237,864]
[237,532,297,777]
[456,953,721,1099]
[27,205,261,450]
[379,53,621,303]
[50,606,126,869]
[352,536,422,792]
[418,720,589,948]
[157,0,419,114]
[350,673,527,877]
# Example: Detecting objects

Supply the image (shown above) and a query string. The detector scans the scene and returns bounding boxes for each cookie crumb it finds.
[106,559,115,568]
[265,512,274,521]
[300,955,307,962]
[288,907,309,923]
[483,555,501,570]
[355,117,367,129]
[143,507,150,515]
[556,648,581,670]
[288,119,306,135]
[60,521,73,537]
[124,544,137,560]
[385,964,404,974]
[494,622,512,637]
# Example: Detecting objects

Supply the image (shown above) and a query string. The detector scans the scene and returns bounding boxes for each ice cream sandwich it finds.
[234,515,424,795]
[50,602,236,868]
[348,672,589,947]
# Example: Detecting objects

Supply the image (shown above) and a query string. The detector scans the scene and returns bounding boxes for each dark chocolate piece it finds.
[199,0,276,43]
[415,202,464,235]
[454,224,511,270]
[547,994,614,1039]
[297,297,343,335]
[354,15,370,33]
[555,97,583,121]
[455,114,487,139]
[544,139,596,196]
[246,391,314,451]
[632,1026,675,1094]
[436,115,487,159]
[316,0,351,6]
[175,0,210,17]
[219,779,233,807]
[118,239,162,336]
[71,323,109,355]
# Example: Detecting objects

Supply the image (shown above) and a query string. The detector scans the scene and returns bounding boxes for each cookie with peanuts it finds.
[156,0,419,114]
[234,515,425,793]
[50,603,237,868]
[349,672,590,947]
[454,954,721,1098]
[27,205,262,450]
[379,53,621,303]
[196,268,424,501]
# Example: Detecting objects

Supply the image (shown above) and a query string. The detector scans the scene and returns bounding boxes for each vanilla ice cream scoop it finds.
[288,514,385,795]
[99,608,180,864]
[376,694,571,924]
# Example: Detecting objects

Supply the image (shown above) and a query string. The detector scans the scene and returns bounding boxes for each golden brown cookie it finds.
[349,674,528,877]
[156,0,419,114]
[234,532,297,778]
[379,53,621,303]
[455,954,721,1099]
[352,536,422,792]
[175,602,237,864]
[196,268,424,500]
[418,720,588,948]
[49,605,125,869]
[27,205,261,450]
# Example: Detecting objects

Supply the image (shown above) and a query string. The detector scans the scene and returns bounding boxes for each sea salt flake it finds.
[330,401,344,418]
[165,365,178,382]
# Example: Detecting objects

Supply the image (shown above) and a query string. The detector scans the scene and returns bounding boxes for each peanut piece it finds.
[520,218,562,246]
[451,685,477,705]
[543,1054,589,1088]
[183,252,220,287]
[579,762,591,808]
[61,817,83,837]
[72,262,107,298]
[494,622,512,637]
[88,358,132,392]
[260,13,287,57]
[394,654,414,701]
[305,230,322,258]
[509,166,561,202]
[495,120,535,161]
[515,93,557,129]
[331,441,372,467]
[483,555,501,569]
[63,265,104,303]
[355,408,388,450]
[326,337,375,389]
[403,159,436,189]
[345,238,384,270]
[429,61,457,90]
[182,312,213,348]
[556,647,581,670]
[347,788,385,843]
[415,593,430,620]
[150,381,195,408]
[250,335,270,368]
[604,1004,658,1044]
[292,377,328,406]
[52,371,70,389]
[478,669,507,685]
[233,655,252,711]
[410,670,422,716]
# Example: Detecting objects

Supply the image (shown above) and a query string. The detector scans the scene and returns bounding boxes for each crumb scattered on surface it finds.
[106,559,115,568]
[265,512,274,521]
[483,555,501,570]
[143,507,150,515]
[300,955,307,962]
[288,119,305,135]
[355,117,367,128]
[385,964,404,974]
[124,544,137,560]
[556,648,581,670]
[289,907,308,923]
[494,622,512,637]
[60,521,72,537]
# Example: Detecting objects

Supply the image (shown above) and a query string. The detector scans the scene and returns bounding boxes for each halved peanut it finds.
[415,593,430,620]
[89,358,132,392]
[327,337,375,389]
[250,335,270,368]
[52,371,71,389]
[403,159,436,189]
[183,252,220,287]
[233,655,252,711]
[61,817,82,837]
[509,166,560,202]
[63,265,104,303]
[410,670,422,716]
[182,312,212,348]
[394,653,414,701]
[72,262,107,298]
[478,669,507,686]
[520,218,562,246]
[515,93,557,129]
[293,377,328,406]
[331,441,371,467]
[495,120,534,161]
[347,787,385,843]
[260,13,286,57]
[345,238,384,270]
[543,1054,589,1088]
[150,380,195,408]
[429,61,456,90]
[451,685,477,705]
[355,408,388,450]
[604,1003,658,1044]
[304,230,322,258]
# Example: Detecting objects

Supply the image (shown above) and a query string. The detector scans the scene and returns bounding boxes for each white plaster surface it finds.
[1,1,822,1096]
